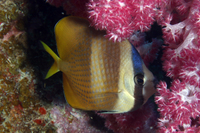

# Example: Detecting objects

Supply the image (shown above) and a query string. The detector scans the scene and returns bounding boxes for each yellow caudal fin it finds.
[41,41,61,79]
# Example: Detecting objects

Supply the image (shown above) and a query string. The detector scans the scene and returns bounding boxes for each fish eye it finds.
[134,74,144,86]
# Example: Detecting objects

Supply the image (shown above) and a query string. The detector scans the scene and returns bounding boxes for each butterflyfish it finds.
[41,16,156,113]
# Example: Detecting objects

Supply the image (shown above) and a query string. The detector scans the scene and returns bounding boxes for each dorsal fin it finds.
[54,16,91,60]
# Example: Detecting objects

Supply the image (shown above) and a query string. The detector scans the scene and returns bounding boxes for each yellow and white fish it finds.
[41,16,156,113]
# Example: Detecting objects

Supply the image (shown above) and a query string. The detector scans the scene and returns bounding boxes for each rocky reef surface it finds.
[0,0,108,132]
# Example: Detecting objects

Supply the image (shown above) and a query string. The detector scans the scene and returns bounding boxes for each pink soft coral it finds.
[87,0,157,41]
[159,0,200,84]
[155,81,200,132]
[155,0,200,132]
[47,0,158,42]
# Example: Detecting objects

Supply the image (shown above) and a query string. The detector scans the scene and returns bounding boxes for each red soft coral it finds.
[160,0,200,81]
[87,0,136,42]
[155,80,200,132]
[47,0,158,42]
[155,0,200,132]
[87,0,157,41]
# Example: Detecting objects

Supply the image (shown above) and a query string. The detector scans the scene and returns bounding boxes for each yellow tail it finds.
[41,41,61,79]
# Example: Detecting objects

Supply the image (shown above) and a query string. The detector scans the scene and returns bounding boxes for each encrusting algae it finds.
[0,0,57,132]
[0,0,21,23]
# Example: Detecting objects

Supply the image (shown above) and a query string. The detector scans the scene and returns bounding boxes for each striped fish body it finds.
[42,16,155,113]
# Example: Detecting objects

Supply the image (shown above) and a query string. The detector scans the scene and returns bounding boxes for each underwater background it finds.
[1,0,200,132]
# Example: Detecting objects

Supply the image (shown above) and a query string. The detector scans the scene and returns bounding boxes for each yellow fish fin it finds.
[54,16,92,60]
[41,41,61,79]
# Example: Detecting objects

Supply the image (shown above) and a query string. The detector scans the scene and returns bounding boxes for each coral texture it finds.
[87,0,157,41]
[155,0,200,132]
[0,0,58,132]
[47,0,200,132]
[50,102,102,133]
[156,81,200,132]
[47,0,158,42]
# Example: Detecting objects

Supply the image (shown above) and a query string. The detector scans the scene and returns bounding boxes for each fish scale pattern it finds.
[90,37,120,109]
[66,35,92,106]
[65,31,122,110]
